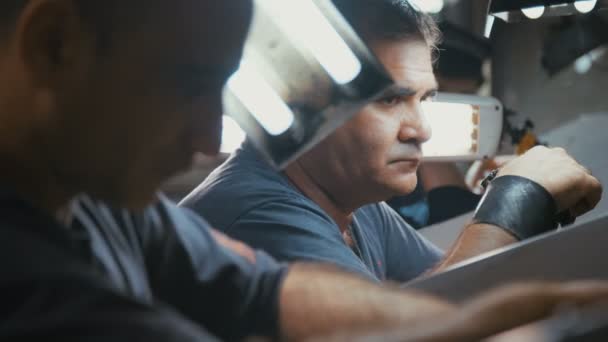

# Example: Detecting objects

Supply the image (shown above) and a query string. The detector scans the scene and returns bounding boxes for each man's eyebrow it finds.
[377,85,438,99]
[377,85,417,98]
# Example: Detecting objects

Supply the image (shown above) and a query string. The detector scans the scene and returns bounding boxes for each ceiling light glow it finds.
[409,0,445,13]
[521,5,546,19]
[574,0,597,13]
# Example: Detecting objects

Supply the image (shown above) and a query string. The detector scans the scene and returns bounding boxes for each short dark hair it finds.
[332,0,441,48]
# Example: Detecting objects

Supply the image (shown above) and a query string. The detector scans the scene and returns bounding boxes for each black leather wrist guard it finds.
[472,175,558,240]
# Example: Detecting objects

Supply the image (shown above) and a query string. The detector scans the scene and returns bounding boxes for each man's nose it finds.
[398,102,432,144]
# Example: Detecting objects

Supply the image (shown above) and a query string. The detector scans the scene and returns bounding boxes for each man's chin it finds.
[394,184,417,196]
[390,177,418,196]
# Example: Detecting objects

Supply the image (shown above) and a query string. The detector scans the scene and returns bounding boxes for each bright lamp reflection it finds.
[257,0,361,84]
[409,0,445,13]
[227,62,295,136]
[574,0,597,13]
[220,116,246,154]
[422,102,477,158]
[521,5,546,19]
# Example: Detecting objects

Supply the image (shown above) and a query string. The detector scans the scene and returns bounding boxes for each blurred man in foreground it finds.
[0,0,607,341]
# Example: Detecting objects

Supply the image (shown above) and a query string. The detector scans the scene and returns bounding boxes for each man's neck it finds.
[284,160,354,234]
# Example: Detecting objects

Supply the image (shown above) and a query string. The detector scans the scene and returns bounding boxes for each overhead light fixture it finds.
[489,0,608,22]
[409,0,445,13]
[521,5,546,19]
[574,0,598,13]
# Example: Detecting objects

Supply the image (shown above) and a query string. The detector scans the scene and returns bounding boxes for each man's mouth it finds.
[389,144,423,164]
[389,158,421,166]
[389,154,422,164]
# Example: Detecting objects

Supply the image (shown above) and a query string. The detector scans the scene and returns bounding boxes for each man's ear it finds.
[15,0,96,88]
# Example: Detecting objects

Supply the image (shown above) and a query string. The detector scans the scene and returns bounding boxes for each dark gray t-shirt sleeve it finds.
[375,203,444,281]
[221,198,378,281]
[0,206,218,342]
[135,197,288,340]
[1,276,221,342]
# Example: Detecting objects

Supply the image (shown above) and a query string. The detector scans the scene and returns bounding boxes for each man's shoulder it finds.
[188,178,340,245]
[189,143,295,197]
[192,182,332,235]
[181,145,306,230]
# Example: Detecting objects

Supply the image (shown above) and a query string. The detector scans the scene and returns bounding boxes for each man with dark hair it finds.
[388,22,492,228]
[183,0,601,283]
[1,0,607,341]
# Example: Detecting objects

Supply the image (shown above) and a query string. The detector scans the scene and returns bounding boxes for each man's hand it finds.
[433,146,601,270]
[449,281,608,340]
[465,155,515,194]
[307,280,608,342]
[497,146,602,217]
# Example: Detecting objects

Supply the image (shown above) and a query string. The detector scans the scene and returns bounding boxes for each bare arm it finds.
[279,263,455,340]
[279,266,608,342]
[414,162,518,273]
[432,223,517,273]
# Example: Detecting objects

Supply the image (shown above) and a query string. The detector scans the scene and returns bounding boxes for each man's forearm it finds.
[279,263,455,341]
[431,223,517,273]
[279,265,608,342]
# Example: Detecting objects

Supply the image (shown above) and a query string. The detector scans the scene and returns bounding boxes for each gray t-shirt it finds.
[0,189,286,341]
[182,143,443,282]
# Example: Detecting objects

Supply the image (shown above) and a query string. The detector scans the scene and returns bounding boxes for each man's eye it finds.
[378,96,403,106]
[423,94,437,103]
